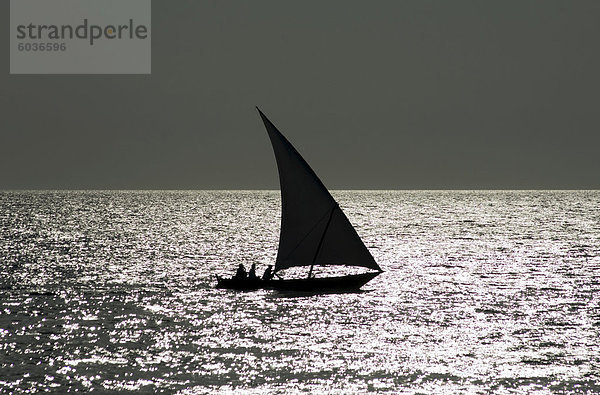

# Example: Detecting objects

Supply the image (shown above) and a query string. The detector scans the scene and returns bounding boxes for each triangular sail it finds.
[257,108,381,273]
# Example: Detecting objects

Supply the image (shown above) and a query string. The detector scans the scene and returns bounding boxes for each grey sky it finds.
[2,1,599,189]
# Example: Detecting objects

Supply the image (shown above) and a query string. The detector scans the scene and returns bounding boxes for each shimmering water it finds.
[0,190,599,393]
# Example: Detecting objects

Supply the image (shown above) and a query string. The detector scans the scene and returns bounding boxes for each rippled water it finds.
[0,190,599,393]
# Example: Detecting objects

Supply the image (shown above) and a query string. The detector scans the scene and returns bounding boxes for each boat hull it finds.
[216,272,381,292]
[215,276,264,290]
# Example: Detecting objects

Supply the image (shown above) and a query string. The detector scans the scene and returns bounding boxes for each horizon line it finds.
[1,188,599,192]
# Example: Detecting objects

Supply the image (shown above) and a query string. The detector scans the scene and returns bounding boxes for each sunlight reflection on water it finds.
[0,190,599,393]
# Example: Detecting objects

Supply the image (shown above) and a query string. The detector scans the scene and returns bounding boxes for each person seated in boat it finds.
[234,264,247,280]
[262,265,274,281]
[248,263,258,280]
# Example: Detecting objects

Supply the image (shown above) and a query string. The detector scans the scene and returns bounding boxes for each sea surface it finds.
[0,190,599,394]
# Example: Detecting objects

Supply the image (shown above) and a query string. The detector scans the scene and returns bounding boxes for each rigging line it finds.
[308,204,337,278]
[275,204,334,270]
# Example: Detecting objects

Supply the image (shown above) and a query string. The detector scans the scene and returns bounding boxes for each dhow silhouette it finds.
[216,108,383,291]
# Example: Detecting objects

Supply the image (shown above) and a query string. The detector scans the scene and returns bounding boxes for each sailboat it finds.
[216,108,383,292]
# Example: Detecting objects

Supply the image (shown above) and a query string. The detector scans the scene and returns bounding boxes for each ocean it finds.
[0,190,598,393]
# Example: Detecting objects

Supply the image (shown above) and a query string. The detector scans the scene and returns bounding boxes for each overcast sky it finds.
[2,1,599,189]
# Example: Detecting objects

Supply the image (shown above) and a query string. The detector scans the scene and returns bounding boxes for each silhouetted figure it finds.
[248,263,258,280]
[235,264,247,280]
[262,265,274,281]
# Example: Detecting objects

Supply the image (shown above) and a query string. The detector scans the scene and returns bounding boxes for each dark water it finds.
[1,190,599,393]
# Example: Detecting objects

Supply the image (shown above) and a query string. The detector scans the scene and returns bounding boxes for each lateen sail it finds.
[257,108,382,274]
